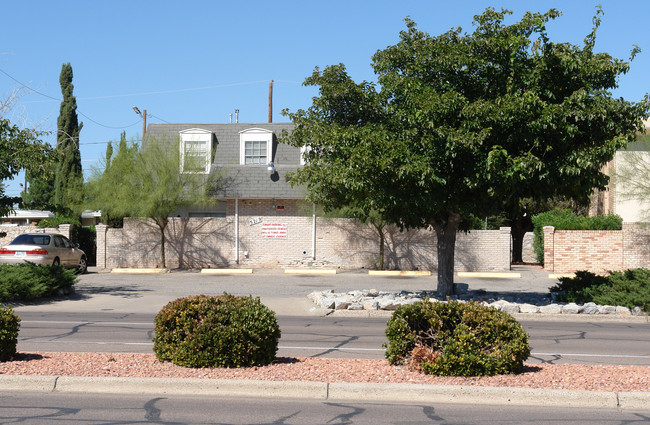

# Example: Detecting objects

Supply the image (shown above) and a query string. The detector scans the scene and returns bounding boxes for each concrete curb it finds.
[327,383,618,408]
[2,375,648,409]
[55,377,327,399]
[0,375,58,392]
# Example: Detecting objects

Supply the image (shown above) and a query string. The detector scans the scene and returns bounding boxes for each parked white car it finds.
[0,233,87,273]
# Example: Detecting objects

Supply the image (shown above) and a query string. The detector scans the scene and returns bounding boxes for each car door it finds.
[53,235,73,265]
[60,235,80,265]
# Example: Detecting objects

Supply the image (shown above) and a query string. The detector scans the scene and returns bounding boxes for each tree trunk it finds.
[433,212,461,297]
[160,227,166,269]
[154,217,168,269]
[372,222,386,270]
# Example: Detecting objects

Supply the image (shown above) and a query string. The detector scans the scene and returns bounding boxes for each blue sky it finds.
[2,0,649,200]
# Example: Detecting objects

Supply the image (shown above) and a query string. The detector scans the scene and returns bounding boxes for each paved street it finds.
[15,311,650,365]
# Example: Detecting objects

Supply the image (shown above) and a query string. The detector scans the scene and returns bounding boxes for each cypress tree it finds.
[53,62,83,211]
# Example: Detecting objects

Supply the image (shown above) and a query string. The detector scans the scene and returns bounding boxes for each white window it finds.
[239,128,273,165]
[179,128,213,173]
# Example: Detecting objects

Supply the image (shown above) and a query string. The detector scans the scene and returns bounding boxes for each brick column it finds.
[543,226,555,271]
[58,224,72,239]
[96,224,108,269]
[499,227,512,271]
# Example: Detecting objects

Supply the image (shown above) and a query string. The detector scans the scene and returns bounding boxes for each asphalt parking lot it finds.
[14,265,557,316]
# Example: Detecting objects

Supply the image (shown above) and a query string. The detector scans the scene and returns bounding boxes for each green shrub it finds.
[153,293,281,368]
[550,269,650,311]
[385,301,530,377]
[37,215,81,229]
[532,209,622,265]
[0,305,20,361]
[0,264,77,302]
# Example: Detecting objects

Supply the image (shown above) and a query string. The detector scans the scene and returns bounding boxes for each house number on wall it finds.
[249,217,263,226]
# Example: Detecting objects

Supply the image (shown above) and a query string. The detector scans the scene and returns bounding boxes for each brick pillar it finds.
[58,224,72,239]
[543,226,555,272]
[96,224,108,269]
[499,227,512,271]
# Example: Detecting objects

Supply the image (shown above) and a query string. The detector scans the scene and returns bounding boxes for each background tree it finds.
[104,141,113,171]
[0,118,50,217]
[86,137,219,268]
[284,7,649,296]
[21,165,56,211]
[54,63,83,212]
[86,132,138,228]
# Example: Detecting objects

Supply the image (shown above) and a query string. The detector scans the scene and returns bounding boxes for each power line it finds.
[149,113,170,124]
[77,111,141,129]
[0,67,161,129]
[0,67,59,101]
[16,78,283,104]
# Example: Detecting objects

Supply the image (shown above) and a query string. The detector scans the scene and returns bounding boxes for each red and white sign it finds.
[261,223,287,239]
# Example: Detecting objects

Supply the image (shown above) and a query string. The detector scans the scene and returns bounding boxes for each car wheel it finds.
[52,257,60,267]
[77,256,87,274]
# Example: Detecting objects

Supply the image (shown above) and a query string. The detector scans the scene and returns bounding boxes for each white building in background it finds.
[591,118,650,223]
[0,209,54,226]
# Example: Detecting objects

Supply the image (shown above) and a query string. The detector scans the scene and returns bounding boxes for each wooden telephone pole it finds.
[268,80,273,123]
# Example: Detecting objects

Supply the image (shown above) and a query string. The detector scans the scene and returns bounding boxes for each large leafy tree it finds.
[0,118,50,217]
[86,137,219,268]
[54,62,84,212]
[284,7,649,296]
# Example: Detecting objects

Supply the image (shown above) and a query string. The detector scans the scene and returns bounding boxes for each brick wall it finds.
[96,199,512,271]
[622,223,650,269]
[543,224,650,273]
[0,224,72,246]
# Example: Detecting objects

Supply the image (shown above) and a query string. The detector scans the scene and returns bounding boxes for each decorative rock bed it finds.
[307,289,645,316]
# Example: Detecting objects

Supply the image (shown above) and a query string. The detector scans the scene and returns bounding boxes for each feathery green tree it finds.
[86,137,219,268]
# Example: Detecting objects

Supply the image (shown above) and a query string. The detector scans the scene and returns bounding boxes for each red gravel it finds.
[1,352,648,393]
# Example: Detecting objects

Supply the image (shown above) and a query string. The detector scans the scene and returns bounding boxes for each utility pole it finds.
[133,107,147,141]
[268,80,273,123]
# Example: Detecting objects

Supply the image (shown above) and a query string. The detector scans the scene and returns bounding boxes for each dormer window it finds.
[239,128,273,165]
[179,128,213,174]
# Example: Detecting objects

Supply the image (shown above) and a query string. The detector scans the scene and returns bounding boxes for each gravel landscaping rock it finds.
[307,289,646,316]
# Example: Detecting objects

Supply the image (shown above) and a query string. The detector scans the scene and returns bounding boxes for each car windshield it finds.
[9,234,51,246]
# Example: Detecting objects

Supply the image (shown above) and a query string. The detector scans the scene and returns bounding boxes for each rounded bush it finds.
[153,293,281,368]
[385,300,530,376]
[0,305,20,362]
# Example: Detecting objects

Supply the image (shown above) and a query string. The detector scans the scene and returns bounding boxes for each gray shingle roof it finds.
[146,123,305,199]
